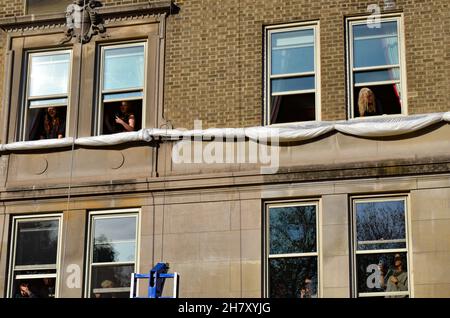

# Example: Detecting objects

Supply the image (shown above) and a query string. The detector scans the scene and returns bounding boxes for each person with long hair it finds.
[41,107,65,139]
[358,87,377,117]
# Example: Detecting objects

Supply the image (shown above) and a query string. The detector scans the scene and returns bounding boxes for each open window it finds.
[86,210,139,298]
[265,201,319,298]
[22,50,71,141]
[347,16,406,118]
[265,22,320,124]
[8,215,62,298]
[97,43,146,135]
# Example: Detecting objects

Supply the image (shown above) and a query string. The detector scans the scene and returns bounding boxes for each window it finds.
[97,43,146,135]
[8,215,62,298]
[22,50,72,141]
[352,197,410,298]
[347,15,406,118]
[25,0,72,15]
[266,202,319,298]
[86,210,139,298]
[265,22,320,124]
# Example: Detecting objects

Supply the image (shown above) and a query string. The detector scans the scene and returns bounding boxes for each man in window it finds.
[380,253,408,297]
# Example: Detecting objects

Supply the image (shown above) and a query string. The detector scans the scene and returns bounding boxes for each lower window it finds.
[86,210,139,298]
[8,215,62,298]
[266,201,319,298]
[352,197,410,297]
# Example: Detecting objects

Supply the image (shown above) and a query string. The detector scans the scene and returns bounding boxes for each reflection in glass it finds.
[269,257,317,298]
[356,200,406,250]
[93,217,136,263]
[103,91,144,101]
[29,53,70,97]
[356,252,408,297]
[354,68,400,84]
[15,220,59,266]
[353,21,399,68]
[271,76,315,93]
[269,205,316,255]
[91,264,134,298]
[271,29,314,75]
[103,45,145,91]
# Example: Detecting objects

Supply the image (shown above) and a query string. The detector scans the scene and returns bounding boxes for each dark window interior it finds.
[271,93,315,124]
[27,106,67,141]
[102,100,142,135]
[354,85,402,117]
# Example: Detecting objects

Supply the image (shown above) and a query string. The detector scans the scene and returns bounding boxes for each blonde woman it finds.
[358,87,377,117]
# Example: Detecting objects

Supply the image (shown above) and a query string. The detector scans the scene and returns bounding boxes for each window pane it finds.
[12,270,56,298]
[93,216,136,263]
[354,85,402,117]
[271,29,314,75]
[356,200,406,250]
[26,0,72,15]
[91,264,134,298]
[29,98,68,108]
[271,76,315,93]
[103,45,145,91]
[269,205,316,254]
[271,93,315,123]
[103,91,143,101]
[27,107,67,141]
[356,252,408,297]
[29,53,70,97]
[269,257,317,298]
[354,68,400,84]
[15,220,59,266]
[353,21,399,68]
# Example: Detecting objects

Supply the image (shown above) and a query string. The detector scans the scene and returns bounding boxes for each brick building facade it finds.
[0,0,449,298]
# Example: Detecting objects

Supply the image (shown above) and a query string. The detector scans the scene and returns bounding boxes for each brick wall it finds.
[0,0,449,133]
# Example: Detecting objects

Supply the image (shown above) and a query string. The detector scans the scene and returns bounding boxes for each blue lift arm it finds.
[130,263,180,298]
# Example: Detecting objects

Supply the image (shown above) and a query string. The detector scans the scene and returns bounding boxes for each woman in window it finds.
[358,87,377,117]
[113,101,136,133]
[41,107,65,139]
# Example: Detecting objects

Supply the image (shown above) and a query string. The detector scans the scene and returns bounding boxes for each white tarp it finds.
[334,113,445,137]
[0,112,449,152]
[2,138,74,151]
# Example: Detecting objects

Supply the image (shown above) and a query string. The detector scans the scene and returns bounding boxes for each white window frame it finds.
[264,21,321,125]
[85,208,140,298]
[351,195,412,298]
[264,200,321,298]
[7,214,63,298]
[20,49,73,141]
[96,41,148,135]
[346,14,408,118]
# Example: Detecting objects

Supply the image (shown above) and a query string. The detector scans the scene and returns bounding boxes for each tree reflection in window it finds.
[356,200,406,250]
[268,203,318,298]
[270,205,316,255]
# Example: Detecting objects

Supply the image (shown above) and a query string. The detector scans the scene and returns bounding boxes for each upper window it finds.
[8,215,62,298]
[97,43,146,135]
[265,22,320,124]
[347,16,406,118]
[86,210,139,298]
[266,201,319,298]
[352,197,410,298]
[25,0,72,15]
[23,50,71,141]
